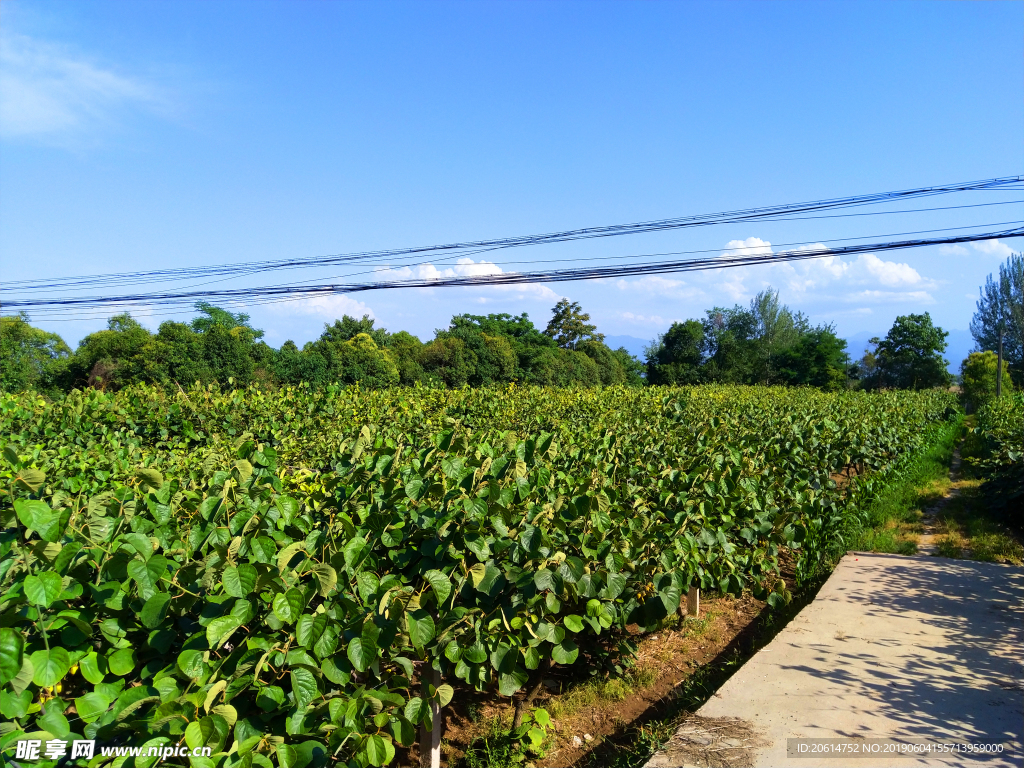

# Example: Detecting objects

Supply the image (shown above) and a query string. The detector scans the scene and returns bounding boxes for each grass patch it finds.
[852,417,961,555]
[934,479,1024,565]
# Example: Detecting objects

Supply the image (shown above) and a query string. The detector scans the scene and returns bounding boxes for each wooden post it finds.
[420,667,442,768]
[686,587,700,618]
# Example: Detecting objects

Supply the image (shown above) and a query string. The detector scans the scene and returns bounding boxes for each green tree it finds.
[747,288,807,384]
[67,314,161,390]
[646,320,705,385]
[970,252,1024,386]
[419,337,477,387]
[190,301,264,340]
[386,331,425,385]
[960,351,1014,411]
[701,306,756,383]
[0,313,71,393]
[308,331,399,389]
[866,313,951,390]
[776,326,849,391]
[319,314,389,347]
[544,299,605,350]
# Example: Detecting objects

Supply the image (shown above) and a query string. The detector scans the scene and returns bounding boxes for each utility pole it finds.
[996,325,1004,399]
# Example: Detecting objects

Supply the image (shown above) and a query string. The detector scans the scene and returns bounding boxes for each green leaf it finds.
[468,562,487,588]
[521,646,539,671]
[16,468,46,493]
[275,496,300,525]
[124,532,154,560]
[136,468,164,491]
[290,667,319,709]
[0,628,24,685]
[296,614,328,648]
[347,636,378,672]
[423,569,452,605]
[140,592,171,629]
[435,684,453,707]
[0,689,30,719]
[490,643,516,674]
[463,641,487,664]
[405,696,428,725]
[277,542,306,573]
[10,657,34,694]
[177,649,207,679]
[276,744,298,768]
[75,690,114,723]
[311,564,338,597]
[37,705,71,738]
[30,647,71,687]
[355,572,380,601]
[108,648,136,676]
[14,499,62,542]
[80,652,107,684]
[563,614,584,633]
[23,572,62,608]
[406,610,435,648]
[364,734,390,767]
[127,556,167,600]
[204,680,227,713]
[207,616,243,649]
[498,668,529,696]
[343,537,367,570]
[404,475,425,500]
[223,563,258,598]
[272,588,304,624]
[551,638,579,665]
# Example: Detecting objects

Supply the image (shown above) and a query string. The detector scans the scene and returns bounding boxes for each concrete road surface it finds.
[646,553,1024,767]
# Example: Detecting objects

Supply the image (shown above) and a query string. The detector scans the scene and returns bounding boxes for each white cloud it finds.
[721,237,774,258]
[614,275,703,301]
[0,32,166,139]
[270,294,375,320]
[373,258,559,301]
[639,237,940,308]
[843,289,934,304]
[970,239,1013,257]
[618,311,675,326]
[939,239,1013,258]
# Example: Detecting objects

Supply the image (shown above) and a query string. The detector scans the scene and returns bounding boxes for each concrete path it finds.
[646,553,1024,767]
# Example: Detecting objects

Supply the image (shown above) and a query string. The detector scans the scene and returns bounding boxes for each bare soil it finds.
[436,591,768,767]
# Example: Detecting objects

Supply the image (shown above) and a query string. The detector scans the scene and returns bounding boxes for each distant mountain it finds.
[604,335,654,360]
[845,329,976,375]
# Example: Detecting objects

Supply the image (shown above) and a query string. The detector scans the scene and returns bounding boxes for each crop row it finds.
[0,385,956,767]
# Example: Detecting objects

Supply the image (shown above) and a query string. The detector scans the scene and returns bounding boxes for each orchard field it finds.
[0,384,960,767]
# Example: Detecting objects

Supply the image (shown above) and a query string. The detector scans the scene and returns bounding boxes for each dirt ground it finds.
[436,591,768,767]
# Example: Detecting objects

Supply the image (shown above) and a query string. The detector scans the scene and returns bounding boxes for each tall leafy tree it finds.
[747,288,807,384]
[544,299,605,350]
[68,313,161,390]
[0,313,71,393]
[190,301,264,340]
[970,252,1024,386]
[776,325,849,391]
[646,320,705,385]
[960,351,1014,411]
[866,313,951,390]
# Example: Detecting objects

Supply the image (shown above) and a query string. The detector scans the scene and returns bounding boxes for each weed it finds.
[853,417,962,554]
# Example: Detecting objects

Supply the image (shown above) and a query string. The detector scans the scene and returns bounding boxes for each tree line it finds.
[2,252,1020,397]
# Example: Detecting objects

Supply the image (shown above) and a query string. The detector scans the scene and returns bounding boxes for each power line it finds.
[6,224,1022,317]
[3,175,1020,294]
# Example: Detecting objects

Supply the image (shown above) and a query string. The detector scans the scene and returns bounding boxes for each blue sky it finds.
[1,0,1022,363]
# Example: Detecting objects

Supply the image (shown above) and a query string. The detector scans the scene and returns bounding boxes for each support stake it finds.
[419,668,442,768]
[687,586,700,618]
